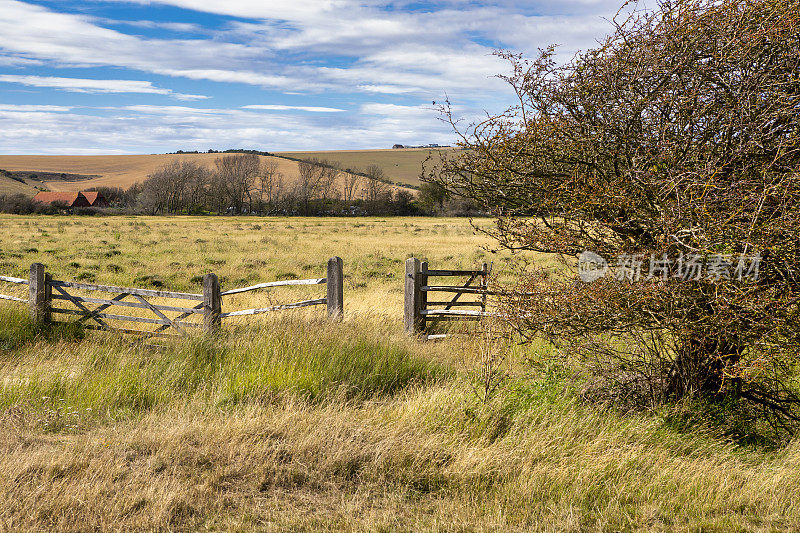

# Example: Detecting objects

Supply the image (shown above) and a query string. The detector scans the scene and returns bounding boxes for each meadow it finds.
[1,215,800,531]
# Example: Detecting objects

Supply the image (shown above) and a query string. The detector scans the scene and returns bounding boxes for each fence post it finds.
[420,260,428,333]
[28,263,50,325]
[203,273,221,334]
[481,262,489,311]
[404,257,423,335]
[326,256,344,320]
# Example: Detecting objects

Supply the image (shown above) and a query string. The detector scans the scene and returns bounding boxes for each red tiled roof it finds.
[82,191,99,204]
[32,192,92,207]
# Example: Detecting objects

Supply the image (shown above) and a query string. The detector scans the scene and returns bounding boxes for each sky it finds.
[0,0,625,154]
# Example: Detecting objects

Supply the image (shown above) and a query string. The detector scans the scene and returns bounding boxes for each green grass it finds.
[0,309,447,428]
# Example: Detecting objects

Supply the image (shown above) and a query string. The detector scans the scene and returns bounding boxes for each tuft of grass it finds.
[0,305,84,352]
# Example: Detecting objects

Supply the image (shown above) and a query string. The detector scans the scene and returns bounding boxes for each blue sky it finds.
[0,0,624,154]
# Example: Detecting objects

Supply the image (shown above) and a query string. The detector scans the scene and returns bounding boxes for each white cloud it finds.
[0,0,629,153]
[0,103,455,154]
[0,74,209,99]
[243,104,345,112]
[0,0,620,97]
[0,104,73,112]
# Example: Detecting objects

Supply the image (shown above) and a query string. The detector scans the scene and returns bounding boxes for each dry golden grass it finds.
[0,175,39,196]
[1,215,799,531]
[0,215,533,318]
[0,154,417,196]
[275,148,454,186]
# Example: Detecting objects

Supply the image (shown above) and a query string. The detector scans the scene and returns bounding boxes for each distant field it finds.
[0,153,418,197]
[0,154,293,193]
[0,174,39,196]
[275,148,456,186]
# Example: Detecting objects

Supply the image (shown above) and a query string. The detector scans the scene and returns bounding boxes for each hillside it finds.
[0,153,417,197]
[0,174,39,197]
[275,148,455,186]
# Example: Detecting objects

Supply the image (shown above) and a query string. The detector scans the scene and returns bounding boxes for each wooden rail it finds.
[221,278,325,296]
[221,298,326,318]
[0,275,28,303]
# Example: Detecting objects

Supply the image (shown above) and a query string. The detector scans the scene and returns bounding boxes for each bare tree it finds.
[362,164,389,202]
[214,154,260,214]
[295,158,340,213]
[139,159,209,214]
[255,158,284,213]
[341,171,362,203]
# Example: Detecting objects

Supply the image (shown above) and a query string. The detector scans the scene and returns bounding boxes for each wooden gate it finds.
[48,278,205,339]
[7,259,343,339]
[404,258,492,338]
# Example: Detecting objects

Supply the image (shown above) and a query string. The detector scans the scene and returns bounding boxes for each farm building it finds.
[81,191,109,207]
[32,191,108,208]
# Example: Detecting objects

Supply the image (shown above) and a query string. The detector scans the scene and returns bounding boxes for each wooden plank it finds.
[426,301,485,307]
[132,294,187,336]
[52,284,115,330]
[220,298,326,318]
[80,323,182,339]
[326,257,343,320]
[29,263,47,324]
[48,279,203,301]
[155,302,204,333]
[220,278,326,296]
[421,286,488,294]
[422,309,497,317]
[51,294,203,314]
[203,273,221,334]
[443,273,477,310]
[420,261,428,331]
[0,294,26,303]
[0,275,27,284]
[425,269,483,277]
[51,308,202,327]
[424,315,481,321]
[404,258,422,335]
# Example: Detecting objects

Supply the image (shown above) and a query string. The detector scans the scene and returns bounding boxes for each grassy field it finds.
[276,148,453,186]
[0,153,418,196]
[1,215,799,531]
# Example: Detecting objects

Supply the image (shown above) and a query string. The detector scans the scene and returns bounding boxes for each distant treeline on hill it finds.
[0,152,481,217]
[0,169,100,182]
[167,148,419,190]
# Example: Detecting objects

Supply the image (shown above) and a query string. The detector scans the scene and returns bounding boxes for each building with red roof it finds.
[80,191,109,207]
[32,191,109,208]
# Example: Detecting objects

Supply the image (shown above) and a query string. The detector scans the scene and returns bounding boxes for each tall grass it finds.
[0,309,447,428]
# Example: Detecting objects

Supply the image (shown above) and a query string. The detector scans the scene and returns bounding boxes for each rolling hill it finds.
[275,148,454,186]
[0,173,40,197]
[0,152,420,198]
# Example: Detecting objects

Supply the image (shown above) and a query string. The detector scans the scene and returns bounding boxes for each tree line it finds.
[0,154,480,216]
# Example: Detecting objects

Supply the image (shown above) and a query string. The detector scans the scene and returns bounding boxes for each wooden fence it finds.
[3,256,500,341]
[1,258,343,339]
[404,257,492,338]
